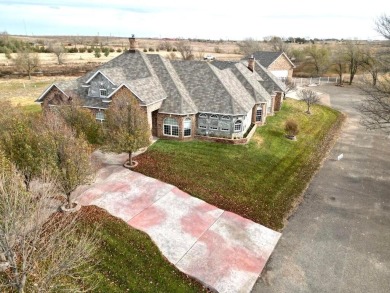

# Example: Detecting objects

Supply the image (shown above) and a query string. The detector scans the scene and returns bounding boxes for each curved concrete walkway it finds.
[76,151,281,293]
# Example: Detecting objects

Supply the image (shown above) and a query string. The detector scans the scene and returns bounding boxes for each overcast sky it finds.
[0,0,387,40]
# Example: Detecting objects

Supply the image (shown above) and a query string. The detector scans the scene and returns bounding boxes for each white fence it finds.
[292,76,339,86]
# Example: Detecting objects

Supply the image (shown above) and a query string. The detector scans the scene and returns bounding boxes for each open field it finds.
[0,76,75,112]
[136,99,344,230]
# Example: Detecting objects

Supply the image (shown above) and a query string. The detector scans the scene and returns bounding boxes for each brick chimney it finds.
[129,34,137,53]
[248,55,255,72]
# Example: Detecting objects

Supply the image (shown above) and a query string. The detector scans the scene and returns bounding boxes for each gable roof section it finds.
[243,60,286,93]
[245,51,295,68]
[147,54,197,114]
[231,63,271,103]
[35,83,69,102]
[77,51,166,105]
[85,70,116,85]
[171,61,234,115]
[210,65,255,114]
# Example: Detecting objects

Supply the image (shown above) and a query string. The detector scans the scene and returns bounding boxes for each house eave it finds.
[35,83,69,102]
[158,111,197,115]
[85,70,117,86]
[142,97,167,107]
[82,106,108,110]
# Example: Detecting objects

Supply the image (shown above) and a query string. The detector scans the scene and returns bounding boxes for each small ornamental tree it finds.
[103,91,150,168]
[0,104,56,190]
[56,100,104,145]
[297,89,320,114]
[40,112,93,209]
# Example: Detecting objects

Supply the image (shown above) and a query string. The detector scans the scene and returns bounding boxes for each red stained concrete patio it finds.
[76,151,281,293]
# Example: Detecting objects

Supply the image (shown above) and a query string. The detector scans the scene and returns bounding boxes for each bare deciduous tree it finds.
[375,14,390,40]
[166,52,177,60]
[0,167,96,292]
[345,40,364,85]
[237,38,264,56]
[297,89,320,114]
[358,77,390,133]
[361,45,384,86]
[266,36,291,56]
[159,40,173,51]
[304,45,330,77]
[283,80,297,98]
[358,15,390,134]
[103,91,150,168]
[332,45,348,85]
[48,42,66,65]
[13,49,40,80]
[175,40,194,60]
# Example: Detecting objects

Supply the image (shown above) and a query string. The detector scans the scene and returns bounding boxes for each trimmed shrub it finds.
[116,48,122,53]
[284,119,299,137]
[87,47,93,53]
[109,47,115,52]
[68,47,78,53]
[148,47,154,52]
[78,47,87,53]
[94,48,101,58]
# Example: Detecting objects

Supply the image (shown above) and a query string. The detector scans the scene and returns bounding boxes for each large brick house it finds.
[36,37,287,142]
[244,51,295,82]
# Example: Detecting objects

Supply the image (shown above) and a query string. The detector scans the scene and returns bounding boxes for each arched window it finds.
[210,114,219,119]
[184,118,192,137]
[163,117,179,136]
[234,120,242,132]
[199,113,208,118]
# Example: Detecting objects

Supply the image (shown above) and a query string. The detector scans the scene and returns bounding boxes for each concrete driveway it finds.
[253,84,390,292]
[76,152,281,293]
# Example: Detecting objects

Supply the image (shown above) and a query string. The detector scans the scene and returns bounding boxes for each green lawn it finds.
[137,99,344,230]
[78,206,206,292]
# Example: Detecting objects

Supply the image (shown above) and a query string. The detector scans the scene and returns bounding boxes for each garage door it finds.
[270,70,288,79]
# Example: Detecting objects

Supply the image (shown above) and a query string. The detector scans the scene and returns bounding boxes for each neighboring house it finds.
[244,51,295,82]
[36,37,286,142]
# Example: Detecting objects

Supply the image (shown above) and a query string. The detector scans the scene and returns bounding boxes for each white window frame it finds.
[221,115,230,120]
[96,111,105,121]
[199,125,207,129]
[199,113,208,118]
[183,118,192,137]
[234,120,242,132]
[210,114,219,120]
[100,88,108,97]
[256,107,262,122]
[220,122,230,132]
[163,117,179,137]
[209,126,218,130]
